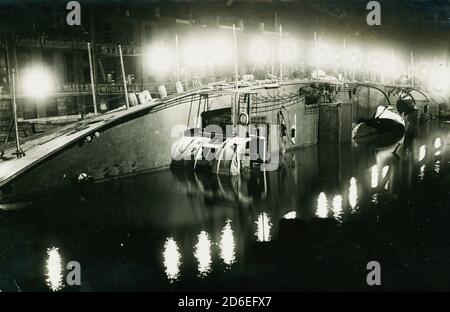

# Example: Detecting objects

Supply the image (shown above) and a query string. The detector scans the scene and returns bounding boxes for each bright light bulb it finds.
[183,40,208,68]
[146,45,174,75]
[248,38,271,64]
[281,39,299,63]
[209,36,233,65]
[22,67,54,98]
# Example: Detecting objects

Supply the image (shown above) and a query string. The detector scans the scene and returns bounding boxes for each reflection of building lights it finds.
[194,231,212,277]
[382,165,389,179]
[255,212,272,242]
[283,211,297,219]
[371,165,379,188]
[22,67,54,98]
[332,195,343,220]
[349,177,358,211]
[434,161,441,174]
[419,164,426,180]
[419,145,426,162]
[316,192,328,218]
[45,247,64,292]
[163,237,182,282]
[435,151,441,156]
[371,193,378,204]
[219,220,236,267]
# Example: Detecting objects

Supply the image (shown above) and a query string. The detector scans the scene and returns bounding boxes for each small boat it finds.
[352,105,405,144]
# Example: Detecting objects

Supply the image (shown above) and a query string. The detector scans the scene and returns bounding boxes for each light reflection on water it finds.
[194,231,213,277]
[219,220,236,267]
[382,166,389,179]
[371,193,379,204]
[163,237,182,282]
[255,212,272,242]
[45,247,64,292]
[434,160,441,174]
[348,177,358,212]
[419,145,426,162]
[332,195,343,221]
[2,122,449,291]
[434,137,442,149]
[371,165,379,188]
[316,192,328,218]
[419,164,426,180]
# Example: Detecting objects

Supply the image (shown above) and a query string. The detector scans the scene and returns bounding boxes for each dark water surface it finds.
[1,121,450,291]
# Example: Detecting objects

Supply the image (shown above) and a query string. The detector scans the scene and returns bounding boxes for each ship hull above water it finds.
[0,81,323,203]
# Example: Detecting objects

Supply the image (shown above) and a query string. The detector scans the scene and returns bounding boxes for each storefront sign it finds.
[16,38,87,50]
[56,83,92,94]
[35,83,178,96]
[98,84,144,95]
[97,44,143,56]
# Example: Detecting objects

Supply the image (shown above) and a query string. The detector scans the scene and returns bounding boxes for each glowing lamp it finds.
[311,45,329,63]
[281,39,299,64]
[209,36,233,65]
[370,53,384,71]
[329,48,344,66]
[346,49,362,68]
[428,66,450,94]
[145,45,174,75]
[248,38,271,64]
[22,67,54,98]
[183,40,208,68]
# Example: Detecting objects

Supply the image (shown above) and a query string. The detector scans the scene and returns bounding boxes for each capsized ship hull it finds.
[0,81,324,203]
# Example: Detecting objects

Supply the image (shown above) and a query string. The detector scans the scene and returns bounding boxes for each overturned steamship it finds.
[0,80,349,203]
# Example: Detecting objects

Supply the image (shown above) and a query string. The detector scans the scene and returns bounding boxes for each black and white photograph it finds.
[0,0,450,304]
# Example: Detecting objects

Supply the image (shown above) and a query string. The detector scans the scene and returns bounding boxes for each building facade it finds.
[0,3,217,128]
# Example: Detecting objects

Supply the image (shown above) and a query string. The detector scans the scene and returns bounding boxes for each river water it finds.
[0,121,449,291]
